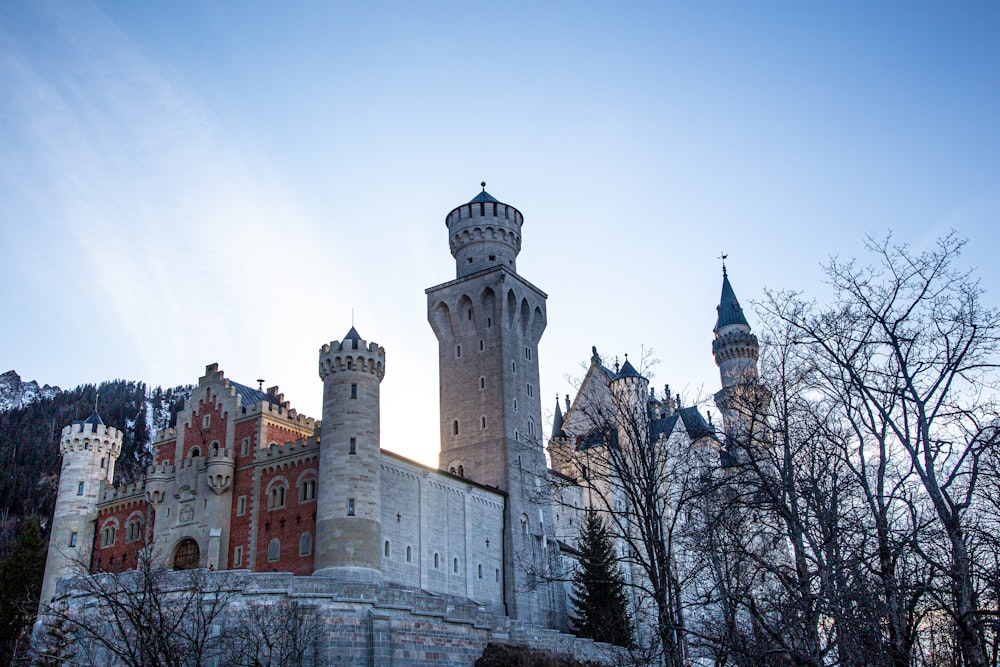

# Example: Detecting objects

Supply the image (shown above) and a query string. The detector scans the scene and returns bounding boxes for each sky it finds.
[2,1,999,467]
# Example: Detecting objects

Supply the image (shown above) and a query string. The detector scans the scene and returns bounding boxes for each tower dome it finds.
[445,183,524,278]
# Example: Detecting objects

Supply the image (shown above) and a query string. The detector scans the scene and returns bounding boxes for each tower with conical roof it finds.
[426,184,558,626]
[712,265,761,442]
[315,327,386,581]
[39,409,123,607]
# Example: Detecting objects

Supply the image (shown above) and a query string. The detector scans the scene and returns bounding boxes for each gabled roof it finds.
[715,270,750,332]
[230,381,269,407]
[677,406,716,441]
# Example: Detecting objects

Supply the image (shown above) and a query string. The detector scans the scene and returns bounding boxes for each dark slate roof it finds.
[469,190,499,204]
[715,271,750,332]
[649,414,680,441]
[230,381,269,407]
[79,409,104,426]
[551,399,566,440]
[343,326,362,349]
[614,359,642,380]
[677,406,716,441]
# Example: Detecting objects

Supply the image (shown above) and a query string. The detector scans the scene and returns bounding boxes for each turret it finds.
[609,357,650,443]
[314,327,386,582]
[712,265,763,441]
[39,410,123,607]
[446,183,524,279]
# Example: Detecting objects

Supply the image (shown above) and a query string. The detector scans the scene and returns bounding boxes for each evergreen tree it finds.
[0,516,47,665]
[570,508,633,647]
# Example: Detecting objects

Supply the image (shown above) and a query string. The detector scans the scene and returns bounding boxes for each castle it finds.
[39,187,759,662]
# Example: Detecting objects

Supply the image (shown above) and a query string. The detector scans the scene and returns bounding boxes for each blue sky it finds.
[2,1,999,466]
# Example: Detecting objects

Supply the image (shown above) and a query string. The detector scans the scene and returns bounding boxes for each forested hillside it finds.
[0,377,191,554]
[0,376,190,664]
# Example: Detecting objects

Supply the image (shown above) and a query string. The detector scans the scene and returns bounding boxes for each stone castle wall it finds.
[47,570,619,666]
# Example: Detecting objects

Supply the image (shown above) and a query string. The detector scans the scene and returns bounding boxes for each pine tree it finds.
[570,508,633,647]
[0,516,47,665]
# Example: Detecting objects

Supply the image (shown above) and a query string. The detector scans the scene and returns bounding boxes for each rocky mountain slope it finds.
[0,370,61,412]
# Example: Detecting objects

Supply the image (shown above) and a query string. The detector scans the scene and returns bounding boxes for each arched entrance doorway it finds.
[173,538,200,570]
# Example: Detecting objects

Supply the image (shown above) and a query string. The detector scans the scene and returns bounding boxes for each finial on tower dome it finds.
[481,181,486,191]
[719,252,728,276]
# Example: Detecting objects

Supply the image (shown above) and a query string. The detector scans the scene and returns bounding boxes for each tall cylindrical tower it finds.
[39,411,122,607]
[314,327,386,582]
[712,266,762,442]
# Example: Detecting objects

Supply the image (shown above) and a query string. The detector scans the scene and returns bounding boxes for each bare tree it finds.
[36,548,235,667]
[223,598,322,667]
[549,351,720,667]
[760,233,1000,667]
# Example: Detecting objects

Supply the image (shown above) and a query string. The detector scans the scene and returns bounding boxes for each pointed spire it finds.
[551,395,566,440]
[715,269,750,332]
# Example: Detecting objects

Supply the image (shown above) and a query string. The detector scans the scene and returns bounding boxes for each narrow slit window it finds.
[347,498,355,516]
[349,437,357,454]
[453,420,459,435]
[77,481,84,496]
[350,383,357,399]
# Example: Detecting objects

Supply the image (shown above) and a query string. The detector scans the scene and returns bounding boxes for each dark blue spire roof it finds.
[344,326,362,342]
[469,190,499,204]
[83,409,104,426]
[550,397,566,439]
[715,270,750,332]
[615,359,642,380]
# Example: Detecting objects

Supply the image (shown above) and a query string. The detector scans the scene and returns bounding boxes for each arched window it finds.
[406,546,412,562]
[434,553,439,569]
[520,514,529,536]
[384,541,391,558]
[453,557,459,573]
[478,564,483,579]
[209,440,220,456]
[100,522,117,548]
[299,533,312,556]
[188,446,201,458]
[125,516,143,543]
[346,358,353,370]
[452,420,459,435]
[268,538,280,562]
[268,481,287,510]
[527,418,535,436]
[298,475,317,503]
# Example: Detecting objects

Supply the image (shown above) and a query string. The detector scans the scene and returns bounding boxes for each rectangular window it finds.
[525,347,531,360]
[479,340,484,351]
[77,481,84,496]
[349,437,357,454]
[347,498,355,516]
[456,344,462,358]
[203,414,211,429]
[100,457,105,469]
[237,496,247,516]
[350,383,357,399]
[241,437,250,456]
[234,546,243,567]
[69,532,77,547]
[527,384,533,397]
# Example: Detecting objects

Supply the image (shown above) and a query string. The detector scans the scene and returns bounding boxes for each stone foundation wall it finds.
[42,570,618,666]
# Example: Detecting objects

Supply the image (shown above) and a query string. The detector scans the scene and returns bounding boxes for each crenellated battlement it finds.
[60,422,123,456]
[712,328,760,364]
[153,427,176,444]
[444,191,524,279]
[318,336,386,381]
[98,482,146,505]
[243,399,318,428]
[253,435,319,472]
